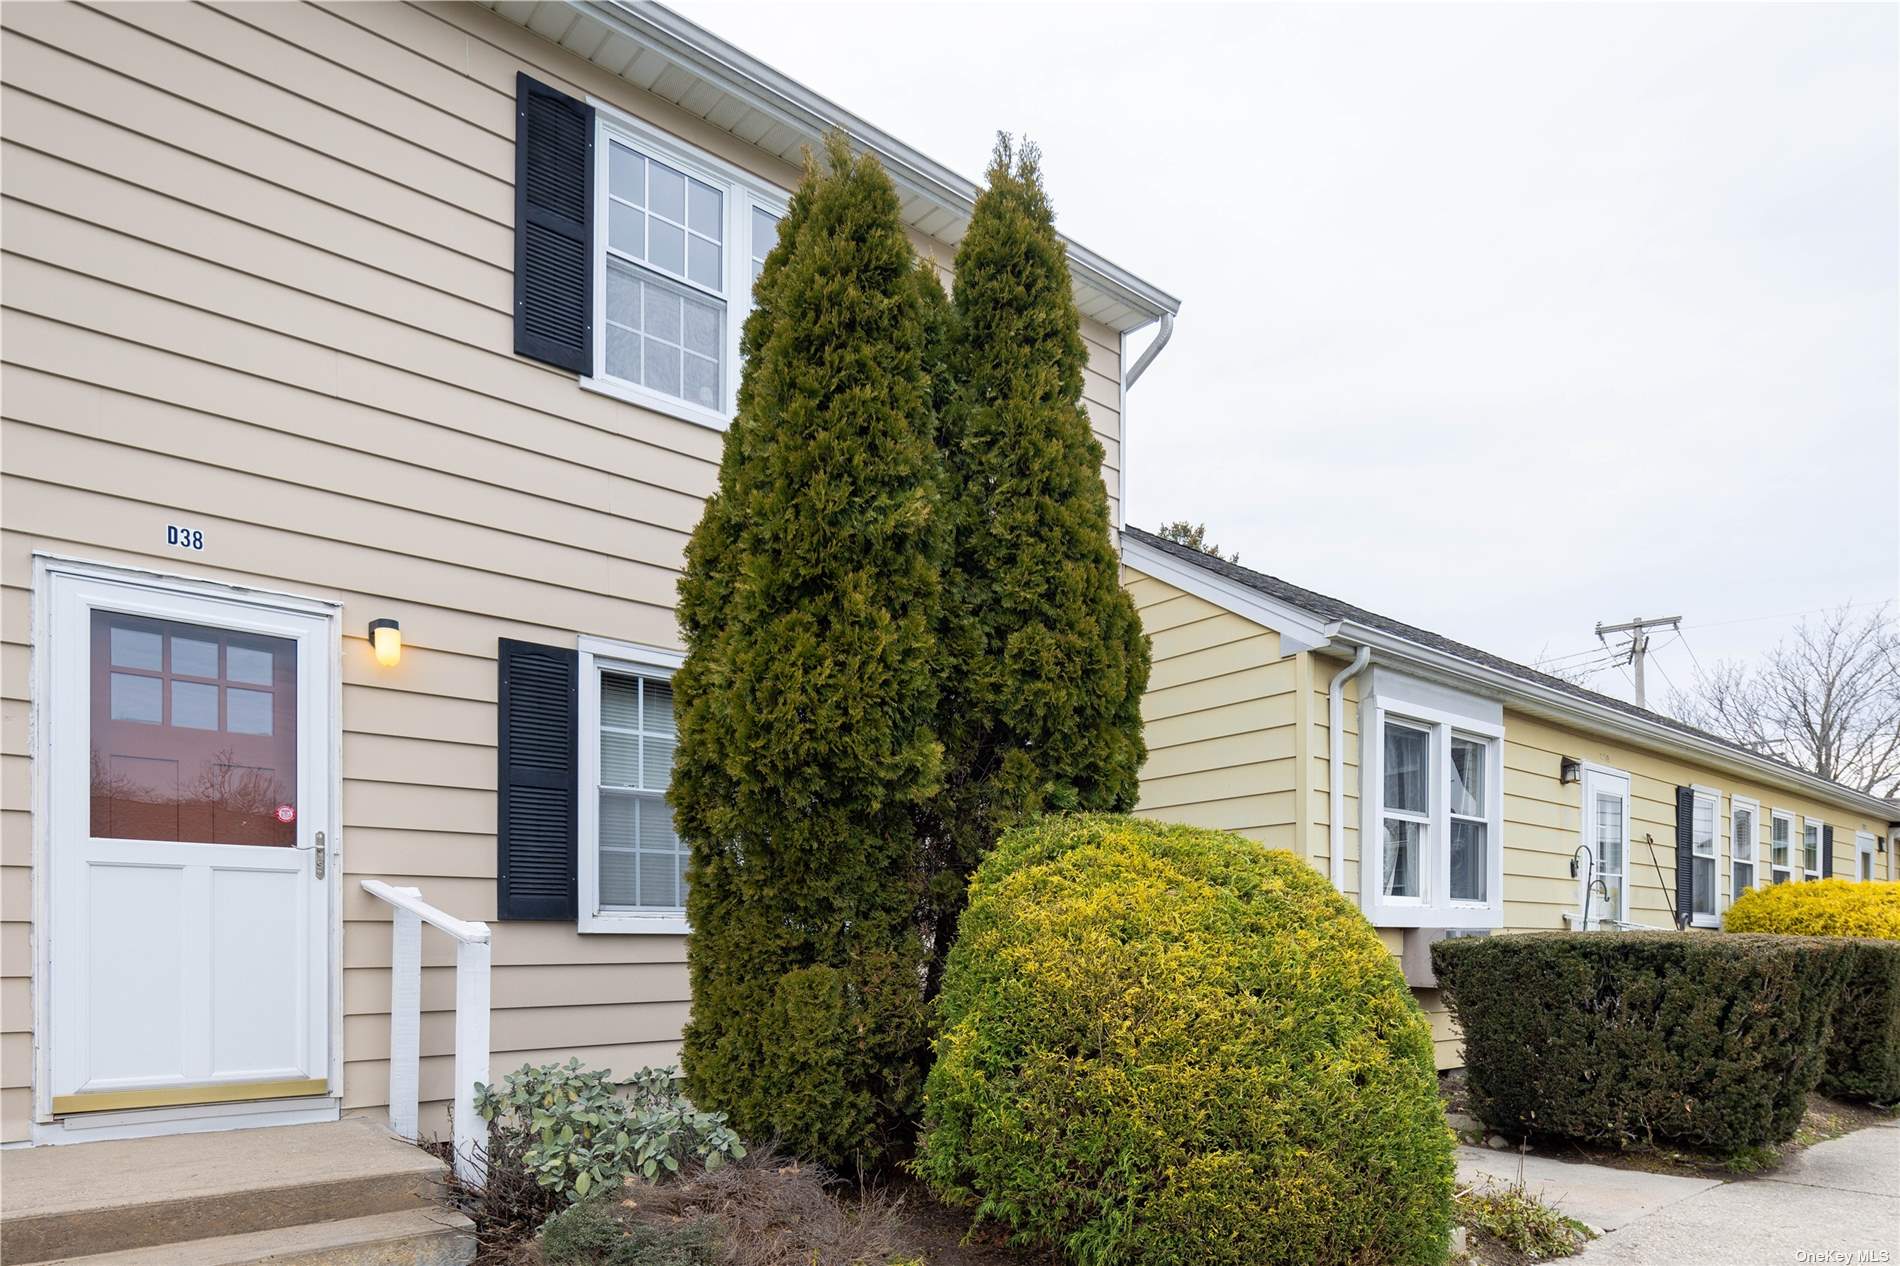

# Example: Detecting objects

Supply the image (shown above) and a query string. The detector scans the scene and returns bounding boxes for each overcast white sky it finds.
[677,1,1900,704]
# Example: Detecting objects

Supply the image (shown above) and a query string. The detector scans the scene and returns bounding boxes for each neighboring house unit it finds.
[1122,527,1899,1068]
[0,0,1179,1150]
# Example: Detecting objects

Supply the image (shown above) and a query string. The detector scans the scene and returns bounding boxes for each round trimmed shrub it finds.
[1726,879,1900,1103]
[916,814,1454,1266]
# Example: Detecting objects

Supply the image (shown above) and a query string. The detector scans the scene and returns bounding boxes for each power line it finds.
[1679,598,1889,633]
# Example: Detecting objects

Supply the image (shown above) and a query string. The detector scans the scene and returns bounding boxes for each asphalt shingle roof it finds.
[1122,525,1882,808]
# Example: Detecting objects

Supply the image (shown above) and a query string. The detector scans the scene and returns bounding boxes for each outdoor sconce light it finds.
[1559,756,1582,785]
[369,618,402,668]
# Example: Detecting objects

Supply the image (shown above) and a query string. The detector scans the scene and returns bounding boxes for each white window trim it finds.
[1689,785,1720,928]
[1729,794,1761,910]
[581,100,789,430]
[1770,809,1794,884]
[577,634,689,935]
[1358,670,1505,930]
[1856,831,1877,882]
[1801,816,1822,882]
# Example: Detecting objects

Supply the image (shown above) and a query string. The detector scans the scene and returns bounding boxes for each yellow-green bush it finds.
[916,815,1454,1266]
[1726,878,1900,940]
[1726,879,1900,1102]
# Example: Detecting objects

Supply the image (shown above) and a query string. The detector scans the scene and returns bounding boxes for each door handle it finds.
[297,830,327,879]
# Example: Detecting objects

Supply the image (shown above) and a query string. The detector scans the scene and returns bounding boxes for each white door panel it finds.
[47,570,334,1112]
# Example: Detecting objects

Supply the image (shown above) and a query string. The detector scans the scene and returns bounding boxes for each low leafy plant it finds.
[475,1060,745,1203]
[1727,879,1900,1102]
[1434,932,1853,1151]
[1456,1181,1594,1261]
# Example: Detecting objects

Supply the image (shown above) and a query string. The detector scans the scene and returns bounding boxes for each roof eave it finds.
[1327,620,1898,823]
[563,0,1181,326]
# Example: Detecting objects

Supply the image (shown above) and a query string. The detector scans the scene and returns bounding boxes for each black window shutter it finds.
[1822,824,1834,878]
[497,638,579,920]
[1674,786,1695,927]
[514,73,594,375]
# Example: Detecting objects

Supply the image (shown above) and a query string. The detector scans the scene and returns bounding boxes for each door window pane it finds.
[170,636,219,679]
[110,673,162,724]
[110,626,162,671]
[171,680,219,730]
[90,612,297,846]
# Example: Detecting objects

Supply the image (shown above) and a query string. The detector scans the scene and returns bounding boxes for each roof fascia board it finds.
[1329,621,1896,822]
[1122,536,1331,654]
[577,1,1181,320]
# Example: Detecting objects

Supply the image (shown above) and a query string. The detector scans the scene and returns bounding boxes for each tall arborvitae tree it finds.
[921,136,1152,993]
[672,135,943,1170]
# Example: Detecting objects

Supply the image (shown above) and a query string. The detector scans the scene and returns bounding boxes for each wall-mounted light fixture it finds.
[1559,756,1582,785]
[368,618,402,668]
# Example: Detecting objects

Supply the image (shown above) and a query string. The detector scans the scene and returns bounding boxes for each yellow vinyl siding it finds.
[0,1,1127,1141]
[1126,568,1297,850]
[1129,587,1892,1074]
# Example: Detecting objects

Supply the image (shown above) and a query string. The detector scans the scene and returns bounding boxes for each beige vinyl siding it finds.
[0,1,1125,1141]
[1125,568,1297,848]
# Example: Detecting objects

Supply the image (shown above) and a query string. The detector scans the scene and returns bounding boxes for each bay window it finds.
[1730,797,1758,901]
[589,109,786,428]
[577,637,689,934]
[1360,668,1504,928]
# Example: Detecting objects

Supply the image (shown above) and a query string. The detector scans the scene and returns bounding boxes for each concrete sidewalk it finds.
[1459,1122,1900,1266]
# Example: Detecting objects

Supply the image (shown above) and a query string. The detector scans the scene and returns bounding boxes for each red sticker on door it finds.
[275,804,296,824]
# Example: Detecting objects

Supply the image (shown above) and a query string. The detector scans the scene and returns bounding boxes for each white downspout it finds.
[1124,311,1174,391]
[1328,645,1371,890]
[1117,311,1175,557]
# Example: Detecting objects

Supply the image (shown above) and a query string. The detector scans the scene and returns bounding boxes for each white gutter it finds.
[582,1,1183,325]
[1327,621,1899,824]
[1327,645,1372,890]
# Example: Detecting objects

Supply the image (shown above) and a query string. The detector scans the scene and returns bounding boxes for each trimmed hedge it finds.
[917,815,1454,1266]
[1727,880,1900,1102]
[1433,933,1853,1151]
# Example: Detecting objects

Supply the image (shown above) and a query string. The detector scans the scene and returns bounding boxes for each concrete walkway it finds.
[1458,1121,1900,1266]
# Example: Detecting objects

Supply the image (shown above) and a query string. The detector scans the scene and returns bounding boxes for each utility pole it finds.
[1595,615,1682,708]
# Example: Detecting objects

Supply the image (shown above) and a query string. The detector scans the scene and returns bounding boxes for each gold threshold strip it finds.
[53,1077,330,1114]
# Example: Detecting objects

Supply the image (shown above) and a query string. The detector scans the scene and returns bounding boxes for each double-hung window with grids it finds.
[588,110,786,428]
[577,638,689,934]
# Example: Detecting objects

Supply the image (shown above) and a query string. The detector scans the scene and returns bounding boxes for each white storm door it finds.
[1580,766,1630,930]
[47,571,334,1112]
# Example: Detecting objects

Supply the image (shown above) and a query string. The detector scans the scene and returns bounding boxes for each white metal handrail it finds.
[362,879,491,1187]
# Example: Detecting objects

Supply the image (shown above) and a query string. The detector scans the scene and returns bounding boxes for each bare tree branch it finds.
[1667,604,1900,798]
